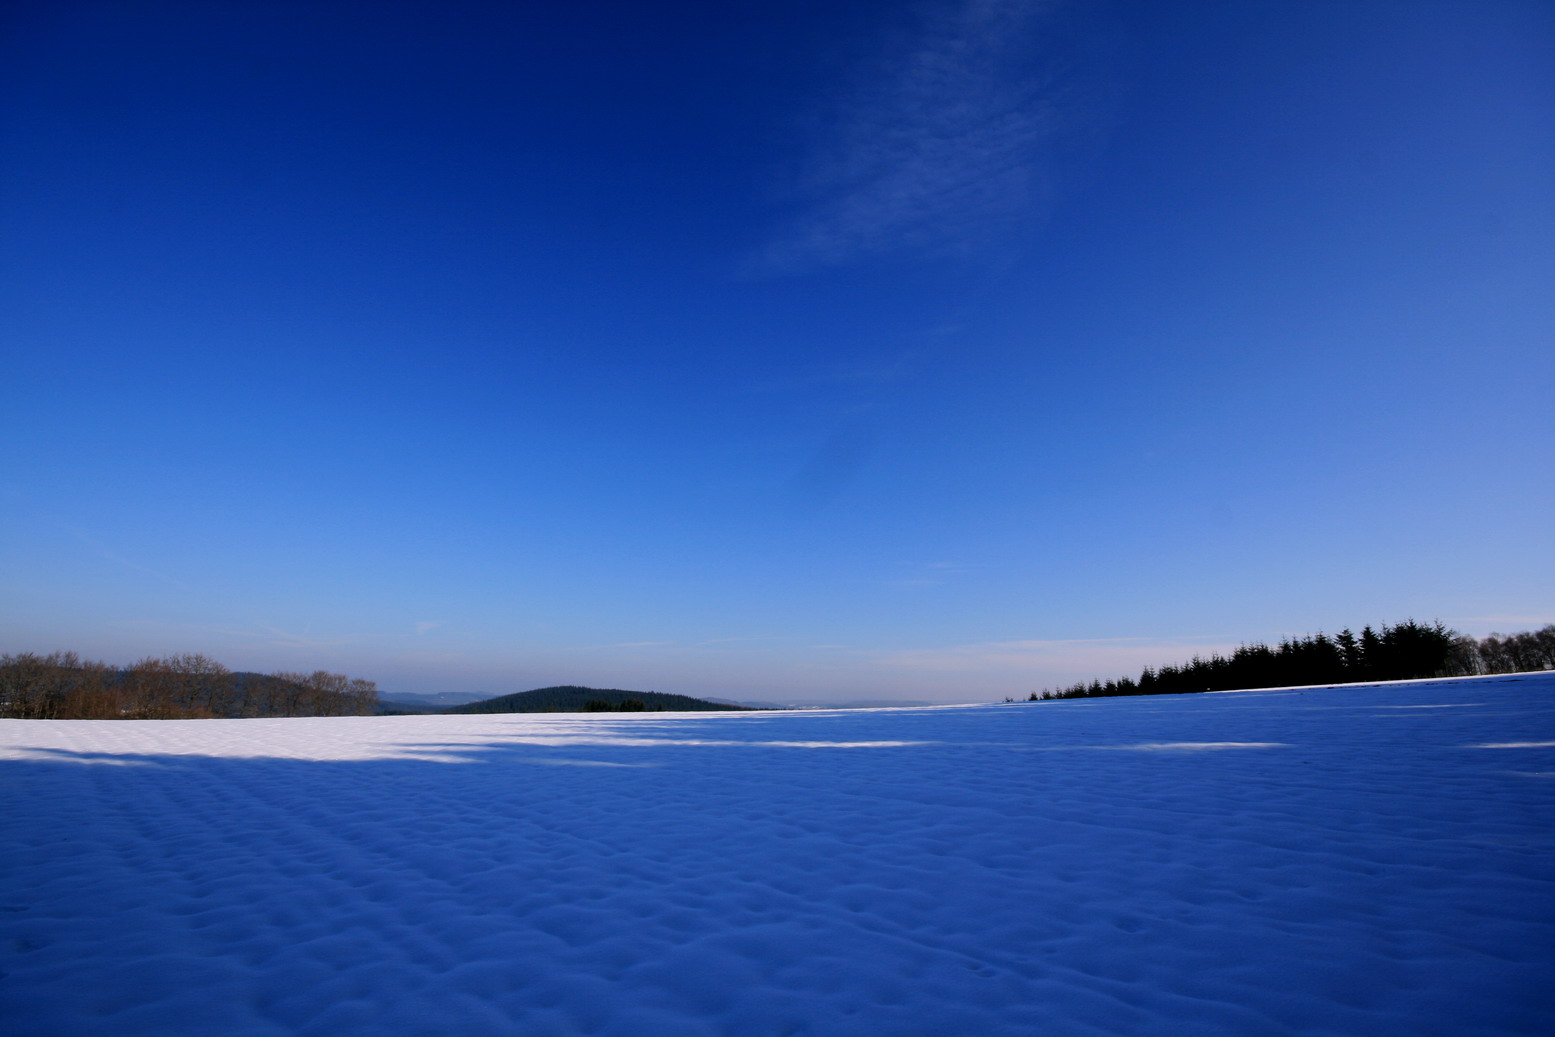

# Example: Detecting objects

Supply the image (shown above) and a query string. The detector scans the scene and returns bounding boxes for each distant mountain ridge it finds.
[444,685,750,714]
[396,691,491,706]
[377,692,491,713]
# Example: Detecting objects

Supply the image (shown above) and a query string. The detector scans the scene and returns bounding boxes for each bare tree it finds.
[348,677,378,715]
[165,653,234,717]
[269,671,311,715]
[1447,635,1483,676]
[0,653,60,718]
[125,657,177,718]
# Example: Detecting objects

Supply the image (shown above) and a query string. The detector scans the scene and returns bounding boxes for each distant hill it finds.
[390,691,492,707]
[376,699,439,715]
[444,685,752,714]
[377,691,493,714]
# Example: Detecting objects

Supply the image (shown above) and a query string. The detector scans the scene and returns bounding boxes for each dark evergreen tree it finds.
[1359,625,1382,680]
[1335,629,1360,674]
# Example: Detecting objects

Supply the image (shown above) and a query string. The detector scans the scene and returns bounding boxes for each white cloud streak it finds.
[62,523,192,592]
[759,0,1068,271]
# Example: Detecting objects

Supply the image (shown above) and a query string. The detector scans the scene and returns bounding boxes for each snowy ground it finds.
[3,675,1553,1036]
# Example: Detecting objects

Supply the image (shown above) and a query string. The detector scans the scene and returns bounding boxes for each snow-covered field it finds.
[3,675,1553,1036]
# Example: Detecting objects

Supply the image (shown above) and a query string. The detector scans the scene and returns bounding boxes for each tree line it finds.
[584,698,648,712]
[1032,620,1555,701]
[0,651,378,719]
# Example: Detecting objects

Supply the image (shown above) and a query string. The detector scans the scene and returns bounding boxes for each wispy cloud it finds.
[789,425,874,508]
[745,345,936,395]
[61,524,192,592]
[415,621,443,636]
[583,636,782,652]
[886,560,976,588]
[120,620,356,653]
[756,0,1072,272]
[253,624,353,651]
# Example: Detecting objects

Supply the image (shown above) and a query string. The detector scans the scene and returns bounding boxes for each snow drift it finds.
[3,674,1552,1035]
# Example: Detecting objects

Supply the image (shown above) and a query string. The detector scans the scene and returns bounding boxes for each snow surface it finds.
[3,674,1553,1036]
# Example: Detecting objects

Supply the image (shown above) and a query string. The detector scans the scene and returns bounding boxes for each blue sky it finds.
[3,0,1552,703]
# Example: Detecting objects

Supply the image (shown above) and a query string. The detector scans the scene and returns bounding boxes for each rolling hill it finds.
[443,685,751,714]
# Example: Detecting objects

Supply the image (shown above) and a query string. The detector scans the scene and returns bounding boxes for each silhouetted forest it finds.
[445,685,749,714]
[1032,621,1555,701]
[0,652,378,719]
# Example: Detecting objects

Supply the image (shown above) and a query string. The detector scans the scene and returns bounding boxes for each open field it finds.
[3,674,1553,1035]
